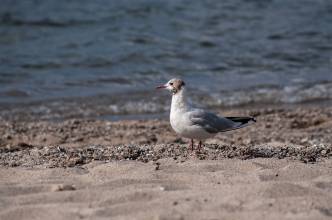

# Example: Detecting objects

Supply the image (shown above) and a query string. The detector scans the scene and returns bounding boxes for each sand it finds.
[1,159,332,220]
[0,106,331,219]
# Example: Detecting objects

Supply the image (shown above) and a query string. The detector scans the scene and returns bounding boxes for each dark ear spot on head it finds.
[171,79,185,94]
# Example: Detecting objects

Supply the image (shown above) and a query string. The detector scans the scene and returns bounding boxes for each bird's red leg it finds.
[198,140,202,152]
[190,139,194,151]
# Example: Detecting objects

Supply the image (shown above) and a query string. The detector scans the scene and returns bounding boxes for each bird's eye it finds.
[169,82,173,85]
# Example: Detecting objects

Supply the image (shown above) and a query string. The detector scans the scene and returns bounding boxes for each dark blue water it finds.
[0,0,332,117]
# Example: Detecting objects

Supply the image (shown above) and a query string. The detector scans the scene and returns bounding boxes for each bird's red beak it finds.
[156,85,167,89]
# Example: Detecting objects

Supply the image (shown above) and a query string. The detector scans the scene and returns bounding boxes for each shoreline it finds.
[1,93,331,122]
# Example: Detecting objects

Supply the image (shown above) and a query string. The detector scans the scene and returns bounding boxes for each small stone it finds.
[154,162,160,170]
[17,142,34,148]
[51,184,76,192]
[301,138,308,143]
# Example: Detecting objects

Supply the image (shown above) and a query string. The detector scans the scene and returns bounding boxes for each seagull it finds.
[156,78,256,151]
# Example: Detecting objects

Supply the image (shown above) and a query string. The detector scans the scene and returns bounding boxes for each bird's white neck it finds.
[171,88,189,114]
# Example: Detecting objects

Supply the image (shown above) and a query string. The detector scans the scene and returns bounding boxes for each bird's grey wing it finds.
[188,110,237,133]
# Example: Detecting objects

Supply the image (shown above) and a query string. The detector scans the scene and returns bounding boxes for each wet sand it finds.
[0,106,331,219]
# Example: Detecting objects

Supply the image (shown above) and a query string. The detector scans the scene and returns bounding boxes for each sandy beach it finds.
[0,106,331,220]
[1,0,332,219]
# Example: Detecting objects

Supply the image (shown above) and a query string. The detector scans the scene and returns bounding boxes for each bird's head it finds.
[156,78,186,94]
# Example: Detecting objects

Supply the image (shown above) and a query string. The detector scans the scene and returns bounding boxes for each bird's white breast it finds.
[170,91,215,140]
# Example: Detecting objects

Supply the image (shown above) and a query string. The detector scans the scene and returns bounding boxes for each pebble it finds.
[51,184,76,192]
[1,143,330,167]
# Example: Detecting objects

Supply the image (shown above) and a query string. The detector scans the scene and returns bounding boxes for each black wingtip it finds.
[226,116,256,124]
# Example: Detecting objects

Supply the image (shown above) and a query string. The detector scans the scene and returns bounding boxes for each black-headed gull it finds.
[156,78,256,151]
